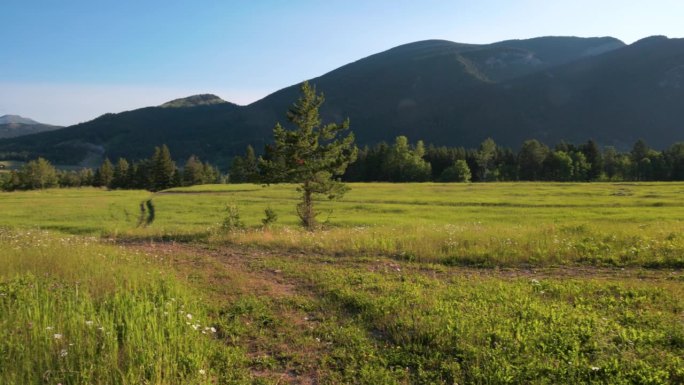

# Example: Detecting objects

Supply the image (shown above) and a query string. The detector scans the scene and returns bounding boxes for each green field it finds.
[1,183,683,384]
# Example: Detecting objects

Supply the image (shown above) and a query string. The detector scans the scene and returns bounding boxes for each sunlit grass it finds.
[1,183,683,383]
[1,183,683,267]
[0,230,249,385]
[258,253,684,384]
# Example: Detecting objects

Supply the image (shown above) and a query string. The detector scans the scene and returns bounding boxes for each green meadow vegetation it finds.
[1,182,683,384]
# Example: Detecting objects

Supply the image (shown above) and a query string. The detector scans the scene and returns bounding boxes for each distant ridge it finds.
[0,115,62,139]
[0,115,40,125]
[2,35,683,167]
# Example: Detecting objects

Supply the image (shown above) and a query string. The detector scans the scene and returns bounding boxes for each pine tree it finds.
[96,158,114,188]
[130,160,153,190]
[112,158,130,189]
[475,137,497,181]
[518,140,549,180]
[78,168,94,186]
[260,81,357,229]
[581,140,603,180]
[229,145,259,183]
[182,155,205,186]
[242,145,259,182]
[203,162,220,183]
[151,145,176,192]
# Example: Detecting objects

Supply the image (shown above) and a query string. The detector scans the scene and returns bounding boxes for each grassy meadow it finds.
[1,182,683,384]
[3,183,683,267]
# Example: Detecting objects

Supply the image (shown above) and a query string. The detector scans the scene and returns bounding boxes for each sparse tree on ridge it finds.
[260,81,357,229]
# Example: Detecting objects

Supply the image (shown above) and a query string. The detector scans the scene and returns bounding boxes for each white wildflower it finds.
[199,369,206,375]
[85,320,94,327]
[186,313,193,320]
[591,366,600,371]
[210,327,216,333]
[60,349,68,357]
[53,334,63,340]
[46,326,54,331]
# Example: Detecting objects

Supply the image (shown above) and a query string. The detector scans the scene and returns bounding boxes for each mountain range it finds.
[0,115,62,139]
[1,35,683,167]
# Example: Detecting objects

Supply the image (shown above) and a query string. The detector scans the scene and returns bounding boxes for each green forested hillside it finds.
[3,36,684,167]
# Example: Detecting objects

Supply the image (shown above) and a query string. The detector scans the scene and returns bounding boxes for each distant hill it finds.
[0,101,241,167]
[2,36,684,167]
[0,115,62,139]
[160,94,229,108]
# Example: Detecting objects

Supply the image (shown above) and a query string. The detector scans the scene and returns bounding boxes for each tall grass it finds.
[0,229,249,385]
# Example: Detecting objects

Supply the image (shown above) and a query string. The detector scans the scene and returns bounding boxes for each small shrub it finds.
[261,207,278,228]
[136,199,155,227]
[222,204,245,231]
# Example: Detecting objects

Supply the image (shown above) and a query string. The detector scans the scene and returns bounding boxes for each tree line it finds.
[4,136,684,192]
[0,145,222,192]
[231,136,684,183]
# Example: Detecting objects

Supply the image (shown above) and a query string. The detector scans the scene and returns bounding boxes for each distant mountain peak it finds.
[0,114,40,125]
[160,94,228,108]
[0,115,61,139]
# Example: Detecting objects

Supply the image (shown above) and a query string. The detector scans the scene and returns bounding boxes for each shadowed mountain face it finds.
[2,35,683,167]
[0,115,62,139]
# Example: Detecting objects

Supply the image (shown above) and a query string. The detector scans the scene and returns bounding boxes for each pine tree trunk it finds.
[298,187,316,229]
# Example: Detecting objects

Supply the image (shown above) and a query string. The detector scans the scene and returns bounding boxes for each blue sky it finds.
[1,0,683,125]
